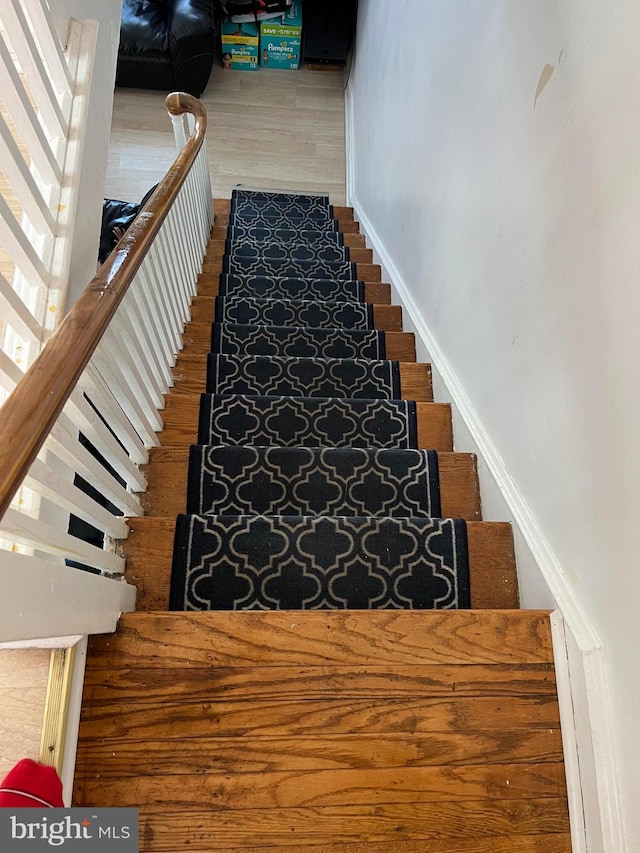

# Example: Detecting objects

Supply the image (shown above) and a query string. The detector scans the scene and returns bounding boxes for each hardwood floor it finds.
[0,648,49,778]
[76,610,570,851]
[105,64,346,205]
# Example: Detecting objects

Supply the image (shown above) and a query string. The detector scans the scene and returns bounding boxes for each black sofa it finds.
[116,0,218,98]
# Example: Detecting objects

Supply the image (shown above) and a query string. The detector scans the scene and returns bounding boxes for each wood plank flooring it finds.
[75,611,570,851]
[105,65,346,205]
[0,648,50,778]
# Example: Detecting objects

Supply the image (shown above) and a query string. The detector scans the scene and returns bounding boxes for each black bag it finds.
[98,185,158,264]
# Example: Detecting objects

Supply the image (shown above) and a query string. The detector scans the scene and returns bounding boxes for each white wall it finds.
[347,0,640,847]
[49,0,122,306]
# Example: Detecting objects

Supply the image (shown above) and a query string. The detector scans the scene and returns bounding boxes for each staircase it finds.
[74,193,571,851]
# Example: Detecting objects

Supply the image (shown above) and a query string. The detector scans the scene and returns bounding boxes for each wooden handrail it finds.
[0,93,207,519]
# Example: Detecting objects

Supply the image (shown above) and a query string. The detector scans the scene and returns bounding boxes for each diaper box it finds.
[259,2,303,70]
[221,19,259,71]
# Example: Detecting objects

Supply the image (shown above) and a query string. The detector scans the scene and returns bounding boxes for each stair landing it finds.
[74,609,571,851]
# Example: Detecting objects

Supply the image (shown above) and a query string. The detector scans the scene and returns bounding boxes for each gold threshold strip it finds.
[39,647,75,775]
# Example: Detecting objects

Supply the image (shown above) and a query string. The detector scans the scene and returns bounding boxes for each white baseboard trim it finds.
[60,635,88,806]
[551,612,588,853]
[349,191,626,852]
[345,85,355,206]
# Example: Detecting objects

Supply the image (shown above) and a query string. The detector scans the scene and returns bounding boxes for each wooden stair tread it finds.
[142,448,480,520]
[203,241,374,267]
[86,610,555,667]
[78,762,565,809]
[170,354,431,400]
[159,394,453,451]
[103,836,572,853]
[190,296,403,331]
[77,693,561,740]
[76,607,562,846]
[72,729,565,774]
[123,518,517,611]
[197,274,391,304]
[76,605,562,844]
[75,801,569,848]
[183,321,416,362]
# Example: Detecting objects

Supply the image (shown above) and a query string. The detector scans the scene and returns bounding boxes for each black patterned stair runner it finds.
[211,324,386,359]
[226,225,344,245]
[214,297,374,329]
[187,446,441,517]
[222,254,356,281]
[171,515,469,611]
[228,211,340,230]
[225,240,350,263]
[197,396,419,448]
[219,274,365,301]
[171,189,470,611]
[207,354,401,398]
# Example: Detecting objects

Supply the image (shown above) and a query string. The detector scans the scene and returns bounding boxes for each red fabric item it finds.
[0,759,64,808]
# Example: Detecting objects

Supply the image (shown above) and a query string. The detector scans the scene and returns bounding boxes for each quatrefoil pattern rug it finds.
[187,446,441,518]
[219,274,365,301]
[197,396,419,448]
[211,324,386,360]
[214,297,374,329]
[207,355,401,399]
[171,515,469,611]
[170,188,470,612]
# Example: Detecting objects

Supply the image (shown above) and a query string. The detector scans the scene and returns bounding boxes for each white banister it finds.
[24,459,129,541]
[0,193,50,286]
[1,509,124,573]
[0,79,212,639]
[0,114,57,236]
[0,34,63,185]
[2,0,69,139]
[0,271,41,343]
[21,1,73,100]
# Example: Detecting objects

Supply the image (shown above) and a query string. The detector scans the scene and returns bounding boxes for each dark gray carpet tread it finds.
[232,189,330,205]
[210,324,386,360]
[186,446,441,518]
[197,395,418,448]
[219,274,365,302]
[222,255,356,282]
[170,514,470,611]
[206,354,401,399]
[227,211,339,231]
[214,297,374,330]
[226,225,343,245]
[224,240,350,264]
